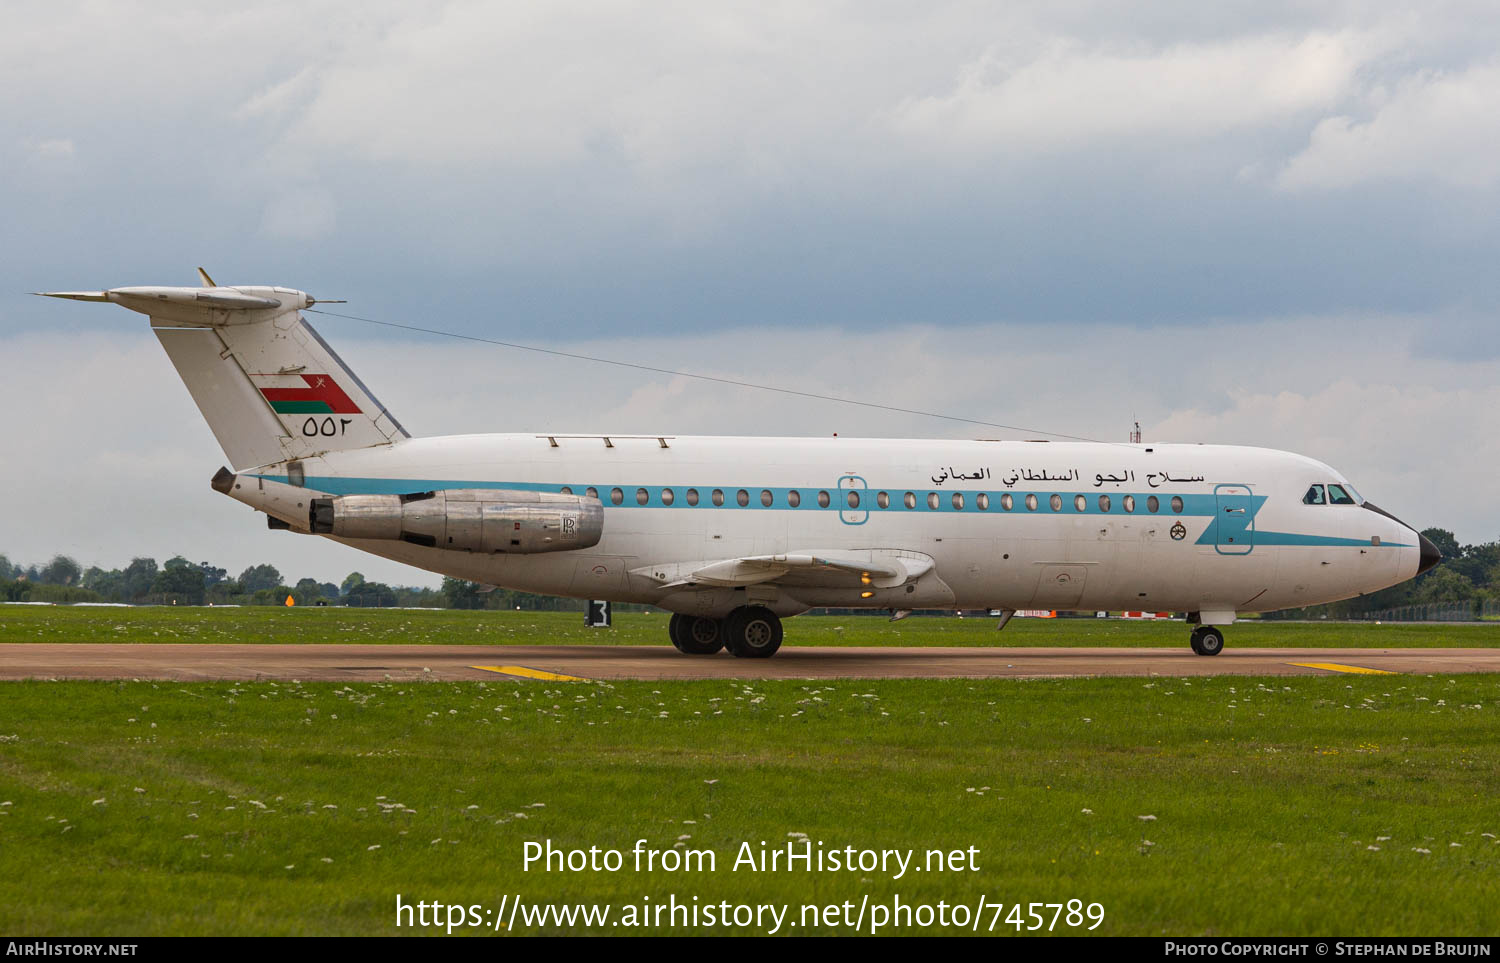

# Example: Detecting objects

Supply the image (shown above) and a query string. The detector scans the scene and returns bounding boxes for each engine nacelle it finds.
[309,488,603,554]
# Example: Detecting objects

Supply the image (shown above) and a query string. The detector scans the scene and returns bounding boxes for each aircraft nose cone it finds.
[1417,531,1442,575]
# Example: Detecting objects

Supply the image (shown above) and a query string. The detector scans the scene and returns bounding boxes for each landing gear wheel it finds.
[724,606,783,659]
[669,613,725,655]
[1190,625,1224,657]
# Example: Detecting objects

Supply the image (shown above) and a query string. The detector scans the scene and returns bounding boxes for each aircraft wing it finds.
[632,550,935,590]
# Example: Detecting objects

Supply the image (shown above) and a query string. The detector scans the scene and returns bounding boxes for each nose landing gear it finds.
[1190,625,1225,657]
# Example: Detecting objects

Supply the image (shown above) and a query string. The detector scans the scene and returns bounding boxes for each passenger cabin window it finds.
[1171,496,1183,513]
[635,488,649,505]
[1074,494,1087,512]
[1303,485,1326,505]
[1147,495,1159,513]
[1000,493,1013,511]
[927,492,941,510]
[560,486,573,495]
[904,492,917,509]
[877,491,890,509]
[788,490,801,508]
[1123,495,1136,513]
[737,489,750,507]
[760,489,773,507]
[1025,494,1038,511]
[585,487,598,499]
[712,489,725,507]
[1327,484,1356,505]
[610,488,624,506]
[952,493,964,510]
[1098,495,1111,512]
[660,488,674,506]
[686,488,699,506]
[977,493,990,510]
[847,491,861,508]
[1049,494,1062,512]
[817,491,831,508]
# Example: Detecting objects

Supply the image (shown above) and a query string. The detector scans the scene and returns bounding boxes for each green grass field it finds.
[3,603,1499,648]
[2,669,1499,934]
[3,608,1498,935]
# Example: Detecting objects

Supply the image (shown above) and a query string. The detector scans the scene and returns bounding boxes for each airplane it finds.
[40,272,1441,658]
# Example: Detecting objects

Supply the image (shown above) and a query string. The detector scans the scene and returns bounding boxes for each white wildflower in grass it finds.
[704,779,719,785]
[92,799,106,806]
[1451,842,1462,848]
[1138,815,1157,822]
[466,805,479,811]
[1377,836,1391,841]
[788,832,808,839]
[1367,845,1380,851]
[1413,848,1431,854]
[367,844,381,851]
[134,788,145,794]
[1081,809,1094,815]
[321,858,333,863]
[284,865,295,870]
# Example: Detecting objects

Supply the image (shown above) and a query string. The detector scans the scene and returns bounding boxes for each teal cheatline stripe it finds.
[252,474,1239,516]
[250,474,1255,514]
[1251,531,1412,548]
[241,474,1410,546]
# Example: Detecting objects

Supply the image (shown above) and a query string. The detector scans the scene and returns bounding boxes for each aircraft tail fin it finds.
[37,273,408,470]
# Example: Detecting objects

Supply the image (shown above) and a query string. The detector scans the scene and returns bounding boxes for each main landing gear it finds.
[668,607,783,659]
[1189,625,1225,657]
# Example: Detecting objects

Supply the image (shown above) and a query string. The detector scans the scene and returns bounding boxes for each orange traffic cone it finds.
[285,594,295,607]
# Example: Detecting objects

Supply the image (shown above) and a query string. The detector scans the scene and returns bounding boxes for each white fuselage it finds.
[244,434,1424,619]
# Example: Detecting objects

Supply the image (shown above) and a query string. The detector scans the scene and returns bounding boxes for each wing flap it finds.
[633,550,934,590]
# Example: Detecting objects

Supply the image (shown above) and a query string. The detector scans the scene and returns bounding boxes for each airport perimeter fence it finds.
[1353,599,1500,623]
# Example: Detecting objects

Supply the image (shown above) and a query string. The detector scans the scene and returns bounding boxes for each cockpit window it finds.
[1327,484,1356,505]
[1302,485,1326,505]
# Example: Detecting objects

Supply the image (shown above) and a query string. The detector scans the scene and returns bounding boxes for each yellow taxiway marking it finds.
[1287,662,1396,675]
[470,665,590,682]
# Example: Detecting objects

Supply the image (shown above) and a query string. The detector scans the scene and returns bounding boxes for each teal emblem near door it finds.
[837,474,869,525]
[1214,484,1255,555]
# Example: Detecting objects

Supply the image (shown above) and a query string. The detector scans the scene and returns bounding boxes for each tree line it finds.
[0,552,581,611]
[2,525,1490,615]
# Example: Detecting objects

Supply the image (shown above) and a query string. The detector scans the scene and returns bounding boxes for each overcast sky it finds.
[3,2,1498,587]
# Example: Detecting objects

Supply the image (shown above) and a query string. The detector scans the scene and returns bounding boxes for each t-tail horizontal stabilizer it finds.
[38,270,407,470]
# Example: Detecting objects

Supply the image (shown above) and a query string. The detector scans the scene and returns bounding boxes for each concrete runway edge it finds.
[1,643,1498,682]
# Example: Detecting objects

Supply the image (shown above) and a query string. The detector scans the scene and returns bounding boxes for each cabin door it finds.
[1214,485,1255,556]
